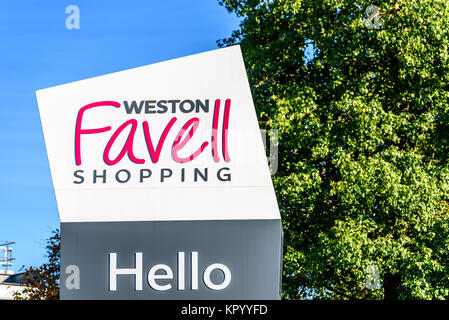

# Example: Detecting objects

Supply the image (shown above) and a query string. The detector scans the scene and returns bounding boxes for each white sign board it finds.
[37,45,280,223]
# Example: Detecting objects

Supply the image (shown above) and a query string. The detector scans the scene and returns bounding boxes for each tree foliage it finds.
[14,229,60,300]
[219,0,449,299]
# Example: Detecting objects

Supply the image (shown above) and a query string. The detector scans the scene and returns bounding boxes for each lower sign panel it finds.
[60,220,283,299]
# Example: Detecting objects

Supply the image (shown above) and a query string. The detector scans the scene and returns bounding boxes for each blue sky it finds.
[0,0,240,273]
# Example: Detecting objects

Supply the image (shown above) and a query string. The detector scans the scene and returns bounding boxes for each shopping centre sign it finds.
[37,45,282,299]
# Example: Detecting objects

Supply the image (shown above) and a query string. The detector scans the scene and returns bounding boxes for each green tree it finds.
[14,229,60,300]
[218,0,449,299]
